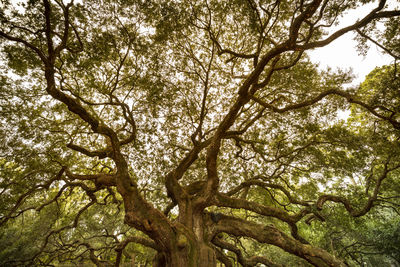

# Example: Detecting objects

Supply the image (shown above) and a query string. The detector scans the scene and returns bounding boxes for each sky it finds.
[308,2,396,85]
[309,35,393,85]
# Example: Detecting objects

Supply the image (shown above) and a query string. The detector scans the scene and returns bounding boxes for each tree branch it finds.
[212,214,346,267]
[67,143,111,159]
[251,89,400,129]
[317,160,400,217]
[356,29,400,60]
[297,1,400,50]
[212,236,285,267]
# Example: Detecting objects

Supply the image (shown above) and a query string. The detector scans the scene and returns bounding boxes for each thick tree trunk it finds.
[153,242,216,267]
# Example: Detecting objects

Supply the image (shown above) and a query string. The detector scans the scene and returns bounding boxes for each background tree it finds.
[1,0,400,266]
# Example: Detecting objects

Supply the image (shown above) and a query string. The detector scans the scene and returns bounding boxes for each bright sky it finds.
[308,2,396,85]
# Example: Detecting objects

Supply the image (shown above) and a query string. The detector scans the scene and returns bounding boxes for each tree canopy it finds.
[1,0,400,266]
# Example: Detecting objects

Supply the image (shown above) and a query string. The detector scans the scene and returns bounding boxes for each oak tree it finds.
[1,0,400,266]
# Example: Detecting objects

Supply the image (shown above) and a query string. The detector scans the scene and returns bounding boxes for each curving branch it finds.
[317,160,400,217]
[214,249,233,267]
[212,214,346,267]
[212,236,285,267]
[214,193,300,223]
[251,89,400,129]
[24,201,95,267]
[227,178,311,206]
[356,29,400,60]
[297,0,400,50]
[80,242,113,267]
[0,167,65,227]
[213,192,312,244]
[0,31,47,62]
[207,26,258,62]
[115,235,159,266]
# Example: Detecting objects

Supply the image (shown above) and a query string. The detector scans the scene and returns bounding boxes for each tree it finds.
[1,0,400,266]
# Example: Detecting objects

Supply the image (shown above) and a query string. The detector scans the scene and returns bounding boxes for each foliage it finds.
[1,0,400,266]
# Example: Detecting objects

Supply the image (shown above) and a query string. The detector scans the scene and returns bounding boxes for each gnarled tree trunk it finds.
[153,242,216,267]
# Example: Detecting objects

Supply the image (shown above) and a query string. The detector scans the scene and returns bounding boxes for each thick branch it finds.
[196,52,281,209]
[288,0,322,45]
[214,248,233,267]
[213,192,312,244]
[67,143,111,159]
[213,214,346,267]
[65,168,117,187]
[117,235,159,251]
[165,139,211,209]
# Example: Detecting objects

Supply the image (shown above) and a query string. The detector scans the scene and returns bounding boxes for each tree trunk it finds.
[153,242,216,267]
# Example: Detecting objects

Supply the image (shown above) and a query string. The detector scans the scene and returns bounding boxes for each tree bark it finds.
[152,242,216,267]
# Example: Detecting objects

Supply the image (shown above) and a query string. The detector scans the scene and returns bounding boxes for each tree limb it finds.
[212,214,346,267]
